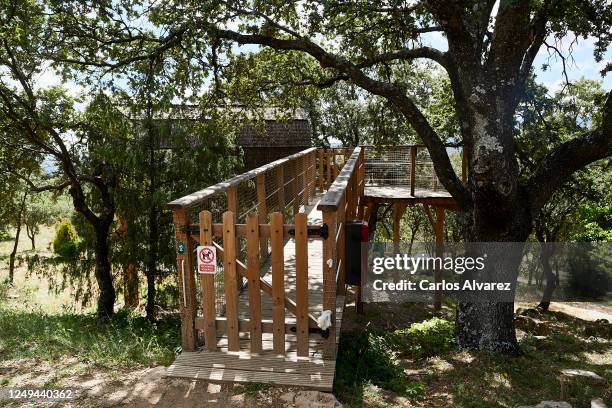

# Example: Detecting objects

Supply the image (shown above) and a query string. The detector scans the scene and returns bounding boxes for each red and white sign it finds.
[196,245,217,274]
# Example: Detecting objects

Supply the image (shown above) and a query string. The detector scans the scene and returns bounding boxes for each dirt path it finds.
[0,358,340,407]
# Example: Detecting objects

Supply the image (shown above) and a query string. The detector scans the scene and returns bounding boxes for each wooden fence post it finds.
[303,155,309,206]
[318,149,324,193]
[222,211,240,351]
[337,195,347,295]
[322,210,337,359]
[295,212,309,357]
[199,210,217,351]
[434,207,445,311]
[256,174,268,259]
[172,209,197,351]
[410,146,417,196]
[270,212,286,355]
[246,212,263,353]
[277,164,285,214]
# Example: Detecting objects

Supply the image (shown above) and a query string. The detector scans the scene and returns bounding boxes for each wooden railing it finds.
[317,147,365,357]
[168,146,363,357]
[363,145,466,192]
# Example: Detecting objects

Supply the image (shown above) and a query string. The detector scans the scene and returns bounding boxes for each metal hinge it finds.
[290,326,330,339]
[288,224,328,239]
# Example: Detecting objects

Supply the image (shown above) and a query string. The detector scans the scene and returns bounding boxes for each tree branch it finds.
[527,92,612,216]
[213,28,470,207]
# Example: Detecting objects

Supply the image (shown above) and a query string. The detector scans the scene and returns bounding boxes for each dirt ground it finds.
[0,358,328,407]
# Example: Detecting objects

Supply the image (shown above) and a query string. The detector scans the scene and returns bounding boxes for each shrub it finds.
[0,229,10,241]
[52,220,80,259]
[392,317,455,358]
[335,330,424,400]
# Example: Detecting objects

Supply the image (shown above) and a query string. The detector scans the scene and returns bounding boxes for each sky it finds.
[422,31,611,93]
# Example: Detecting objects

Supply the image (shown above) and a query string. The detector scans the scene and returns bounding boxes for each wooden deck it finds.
[166,194,345,391]
[364,185,458,208]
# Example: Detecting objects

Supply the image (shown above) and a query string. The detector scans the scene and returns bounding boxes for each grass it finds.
[336,304,611,407]
[0,306,181,369]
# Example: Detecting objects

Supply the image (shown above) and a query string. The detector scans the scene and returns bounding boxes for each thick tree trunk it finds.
[94,222,116,318]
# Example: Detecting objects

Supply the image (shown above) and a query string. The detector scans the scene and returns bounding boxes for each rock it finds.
[517,401,572,408]
[591,398,606,408]
[514,315,550,335]
[560,369,605,383]
[584,321,612,338]
[292,391,341,408]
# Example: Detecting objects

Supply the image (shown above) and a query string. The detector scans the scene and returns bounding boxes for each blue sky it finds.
[423,31,611,92]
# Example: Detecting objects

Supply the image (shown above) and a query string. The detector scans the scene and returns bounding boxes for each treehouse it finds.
[166,145,464,390]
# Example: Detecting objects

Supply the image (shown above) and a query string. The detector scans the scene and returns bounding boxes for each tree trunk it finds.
[117,215,139,308]
[26,224,35,250]
[145,206,158,319]
[8,192,27,284]
[93,222,116,318]
[537,243,556,311]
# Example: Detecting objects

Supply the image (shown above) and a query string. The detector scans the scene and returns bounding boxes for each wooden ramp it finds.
[166,194,345,391]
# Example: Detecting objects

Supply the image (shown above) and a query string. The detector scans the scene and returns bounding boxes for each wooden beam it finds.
[172,209,197,351]
[222,211,240,351]
[199,210,217,351]
[295,212,309,357]
[434,207,445,311]
[270,212,286,354]
[246,212,263,353]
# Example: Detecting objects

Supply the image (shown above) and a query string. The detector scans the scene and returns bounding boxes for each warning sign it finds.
[196,245,216,274]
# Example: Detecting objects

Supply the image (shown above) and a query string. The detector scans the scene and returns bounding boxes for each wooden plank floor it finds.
[166,192,345,391]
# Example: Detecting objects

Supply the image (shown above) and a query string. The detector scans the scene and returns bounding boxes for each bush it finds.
[0,229,10,241]
[335,330,423,401]
[392,317,455,358]
[52,220,80,259]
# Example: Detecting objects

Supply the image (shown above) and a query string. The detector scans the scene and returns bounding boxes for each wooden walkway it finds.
[364,185,459,208]
[166,194,345,391]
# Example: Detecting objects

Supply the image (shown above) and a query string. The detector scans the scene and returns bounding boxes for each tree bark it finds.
[8,192,27,284]
[145,205,158,319]
[26,224,35,250]
[93,220,116,318]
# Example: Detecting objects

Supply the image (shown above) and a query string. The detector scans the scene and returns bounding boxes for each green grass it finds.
[0,306,180,368]
[335,307,611,407]
[334,329,425,406]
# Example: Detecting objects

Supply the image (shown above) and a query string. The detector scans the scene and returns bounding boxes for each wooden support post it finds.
[393,203,407,245]
[246,212,263,353]
[334,150,340,180]
[270,212,285,355]
[172,209,197,351]
[410,146,417,196]
[256,174,268,259]
[302,155,309,206]
[295,212,309,357]
[322,210,337,359]
[325,150,332,188]
[434,207,445,311]
[226,186,241,291]
[293,162,300,215]
[337,194,347,295]
[199,210,217,351]
[318,149,324,193]
[276,165,285,214]
[222,211,240,351]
